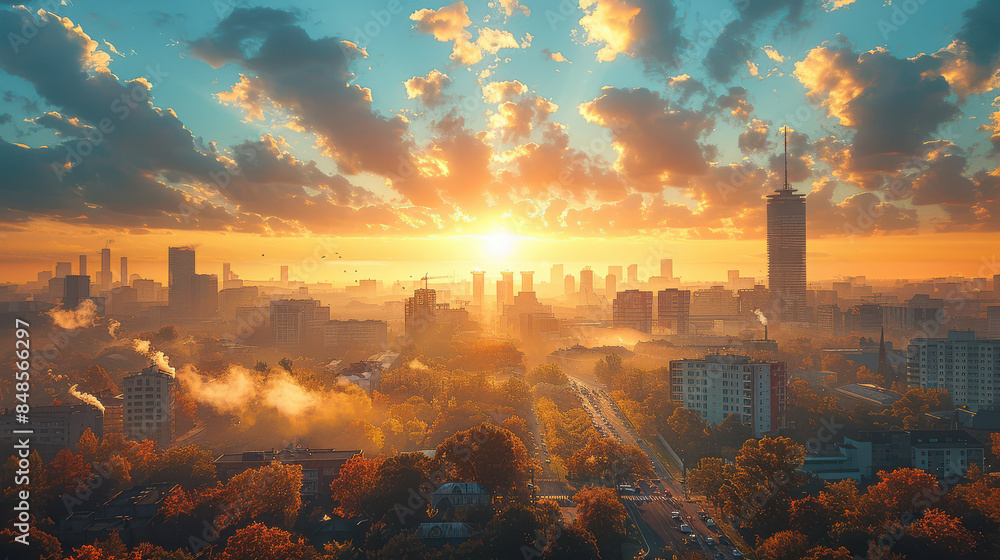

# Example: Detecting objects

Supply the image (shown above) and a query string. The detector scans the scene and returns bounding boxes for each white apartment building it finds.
[669,355,786,438]
[123,364,175,449]
[908,330,1000,410]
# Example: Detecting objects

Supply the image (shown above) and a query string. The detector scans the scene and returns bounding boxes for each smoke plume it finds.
[69,384,106,413]
[47,299,98,330]
[107,319,121,337]
[131,338,176,376]
[754,309,768,326]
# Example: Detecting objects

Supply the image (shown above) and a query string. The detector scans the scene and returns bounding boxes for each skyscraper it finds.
[605,273,618,302]
[520,271,534,293]
[550,264,564,294]
[123,364,175,449]
[767,127,806,322]
[63,275,90,309]
[627,264,638,284]
[501,271,514,303]
[120,257,127,287]
[79,254,87,276]
[405,288,437,338]
[100,247,111,289]
[471,270,485,311]
[168,246,196,315]
[579,267,595,305]
[54,262,72,278]
[612,290,653,333]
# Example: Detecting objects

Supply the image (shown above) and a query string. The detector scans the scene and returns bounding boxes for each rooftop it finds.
[835,384,903,407]
[215,448,361,464]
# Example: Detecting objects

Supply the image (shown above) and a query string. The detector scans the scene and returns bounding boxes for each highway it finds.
[570,375,745,560]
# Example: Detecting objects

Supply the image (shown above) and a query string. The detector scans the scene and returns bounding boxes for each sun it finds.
[484,232,515,258]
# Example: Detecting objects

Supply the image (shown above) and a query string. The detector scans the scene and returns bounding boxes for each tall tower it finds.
[550,264,564,295]
[520,271,534,293]
[501,271,514,303]
[579,267,595,306]
[100,247,112,289]
[472,270,485,311]
[79,254,87,277]
[168,247,196,315]
[767,126,806,322]
[120,257,128,287]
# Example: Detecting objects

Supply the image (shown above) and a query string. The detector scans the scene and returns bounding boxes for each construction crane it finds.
[419,273,449,290]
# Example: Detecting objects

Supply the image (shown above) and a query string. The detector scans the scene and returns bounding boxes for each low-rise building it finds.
[215,446,360,505]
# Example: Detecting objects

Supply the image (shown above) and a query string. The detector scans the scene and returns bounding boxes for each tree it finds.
[278,358,294,373]
[146,445,216,488]
[755,530,810,560]
[226,462,303,527]
[663,407,710,463]
[527,364,569,386]
[434,423,529,495]
[218,523,316,560]
[573,487,625,558]
[542,525,601,560]
[902,508,977,559]
[371,534,428,560]
[1,527,62,560]
[802,546,853,560]
[687,457,728,506]
[565,437,654,484]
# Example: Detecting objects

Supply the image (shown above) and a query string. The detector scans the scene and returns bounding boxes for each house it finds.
[430,483,490,510]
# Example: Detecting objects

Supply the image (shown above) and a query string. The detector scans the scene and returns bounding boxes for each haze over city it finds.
[2,1,1000,560]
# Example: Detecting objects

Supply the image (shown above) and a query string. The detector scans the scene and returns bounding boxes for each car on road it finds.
[732,550,743,558]
[706,518,717,528]
[679,524,693,533]
[671,511,682,520]
[706,537,716,546]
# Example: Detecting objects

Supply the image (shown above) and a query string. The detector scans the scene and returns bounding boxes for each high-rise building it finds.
[908,331,1000,408]
[520,271,534,293]
[579,267,595,305]
[55,262,72,279]
[324,320,388,352]
[670,355,786,438]
[608,265,623,281]
[472,271,485,311]
[501,271,514,304]
[627,264,638,284]
[123,364,175,449]
[281,266,289,285]
[404,288,437,338]
[550,265,564,295]
[223,263,232,282]
[660,259,673,279]
[767,128,806,322]
[564,274,575,296]
[612,290,653,333]
[220,286,259,321]
[120,257,127,287]
[605,273,618,302]
[270,299,330,346]
[190,274,219,318]
[79,254,87,277]
[657,288,691,334]
[168,247,196,315]
[63,275,90,309]
[100,247,111,289]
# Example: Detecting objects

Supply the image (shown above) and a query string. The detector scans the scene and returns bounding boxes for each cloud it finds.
[578,87,715,188]
[476,27,520,54]
[806,178,918,235]
[739,119,773,154]
[979,95,1000,153]
[482,80,528,103]
[762,45,784,63]
[488,95,559,143]
[713,86,754,122]
[497,0,530,17]
[703,0,813,82]
[667,74,707,103]
[410,1,483,65]
[541,49,572,63]
[191,7,412,178]
[577,0,687,74]
[794,40,960,187]
[403,69,453,108]
[933,0,1000,97]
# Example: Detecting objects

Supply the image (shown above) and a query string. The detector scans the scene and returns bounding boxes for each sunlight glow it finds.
[484,232,516,258]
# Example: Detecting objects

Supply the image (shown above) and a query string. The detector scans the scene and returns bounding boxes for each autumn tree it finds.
[146,445,216,489]
[1,527,62,560]
[527,364,569,386]
[218,523,317,560]
[802,546,853,560]
[755,530,810,560]
[899,508,977,560]
[434,423,529,495]
[226,462,303,527]
[541,525,601,560]
[573,486,625,558]
[565,437,654,484]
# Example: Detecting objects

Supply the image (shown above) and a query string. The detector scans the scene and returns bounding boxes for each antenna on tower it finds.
[783,125,789,190]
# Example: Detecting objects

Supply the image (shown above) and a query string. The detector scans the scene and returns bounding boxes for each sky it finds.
[0,0,999,285]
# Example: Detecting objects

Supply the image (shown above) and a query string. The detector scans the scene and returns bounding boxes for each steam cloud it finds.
[131,338,176,376]
[178,364,373,429]
[47,299,98,330]
[107,319,121,337]
[754,309,768,326]
[408,359,429,371]
[69,384,106,413]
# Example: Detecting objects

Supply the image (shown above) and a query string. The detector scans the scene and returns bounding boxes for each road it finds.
[570,375,744,560]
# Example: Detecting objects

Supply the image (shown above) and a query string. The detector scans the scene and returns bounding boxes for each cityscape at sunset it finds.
[2,0,1000,559]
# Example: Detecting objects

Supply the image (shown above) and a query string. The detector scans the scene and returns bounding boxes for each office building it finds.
[220,286,259,321]
[280,265,289,286]
[63,275,90,309]
[579,267,595,305]
[324,319,388,352]
[0,404,103,459]
[120,257,127,287]
[79,254,87,277]
[55,262,72,279]
[405,288,437,339]
[471,271,485,311]
[270,299,330,346]
[767,129,806,322]
[501,271,514,304]
[189,274,218,318]
[123,364,175,449]
[657,288,691,334]
[100,247,111,289]
[564,274,575,296]
[627,264,638,284]
[605,274,618,302]
[612,290,653,334]
[908,331,1000,408]
[521,271,534,293]
[215,448,360,504]
[660,259,673,279]
[669,355,787,438]
[167,247,196,315]
[550,265,564,295]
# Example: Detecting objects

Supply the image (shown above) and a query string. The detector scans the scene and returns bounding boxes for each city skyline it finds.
[1,1,999,284]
